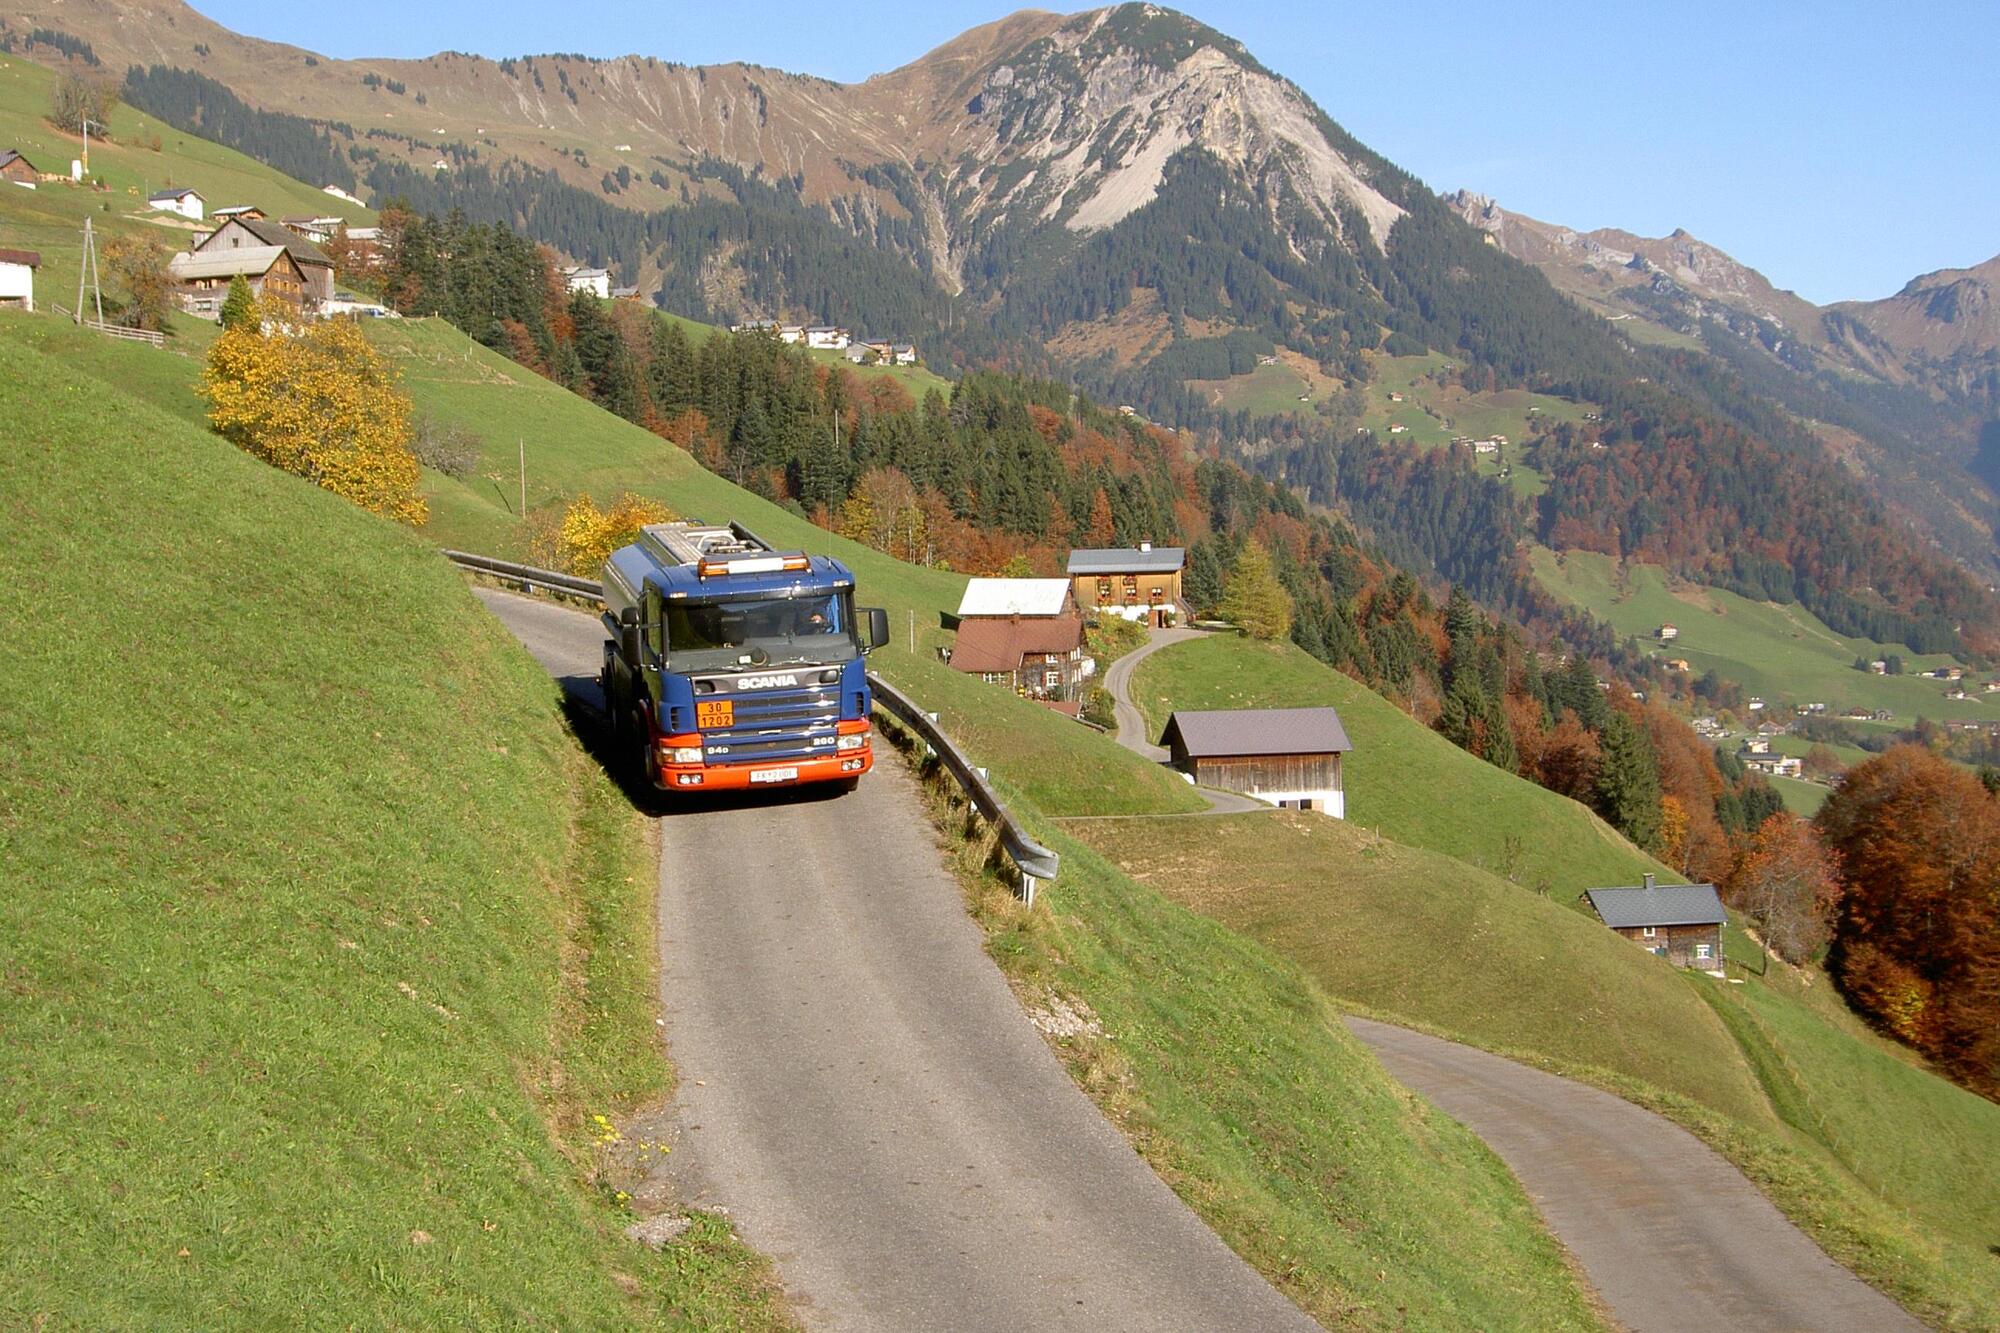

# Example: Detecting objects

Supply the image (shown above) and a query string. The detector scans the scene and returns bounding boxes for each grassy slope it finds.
[1075,812,1774,1128]
[1122,631,2000,1327]
[0,325,783,1327]
[0,54,373,309]
[1532,547,1989,720]
[1129,632,1672,894]
[981,823,1604,1331]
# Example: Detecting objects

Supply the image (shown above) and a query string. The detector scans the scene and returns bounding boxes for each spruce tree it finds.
[1596,713,1663,850]
[219,274,257,331]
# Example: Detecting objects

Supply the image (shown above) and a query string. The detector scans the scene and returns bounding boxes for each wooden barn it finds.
[1585,876,1727,972]
[1158,707,1351,817]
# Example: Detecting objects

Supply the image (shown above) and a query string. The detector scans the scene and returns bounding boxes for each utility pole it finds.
[79,116,105,179]
[76,217,104,326]
[517,437,526,516]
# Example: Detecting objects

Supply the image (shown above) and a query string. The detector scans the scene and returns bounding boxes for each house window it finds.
[981,672,1005,685]
[1045,670,1061,689]
[1641,926,1657,938]
[1122,576,1138,599]
[1097,577,1113,599]
[1149,585,1164,602]
[1695,943,1712,961]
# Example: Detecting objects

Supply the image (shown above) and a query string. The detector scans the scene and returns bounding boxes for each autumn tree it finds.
[1728,814,1842,968]
[50,72,116,136]
[102,234,173,331]
[1536,709,1602,802]
[1816,746,2000,1093]
[555,492,674,575]
[201,308,427,525]
[1220,539,1293,641]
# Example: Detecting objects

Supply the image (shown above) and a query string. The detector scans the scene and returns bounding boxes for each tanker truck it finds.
[599,521,888,794]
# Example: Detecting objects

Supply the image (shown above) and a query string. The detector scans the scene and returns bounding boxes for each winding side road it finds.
[1097,628,1266,815]
[1345,1018,1922,1333]
[475,589,1316,1332]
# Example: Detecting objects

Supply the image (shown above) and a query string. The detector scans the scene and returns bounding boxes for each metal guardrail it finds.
[866,673,1060,901]
[444,549,1059,898]
[444,549,605,599]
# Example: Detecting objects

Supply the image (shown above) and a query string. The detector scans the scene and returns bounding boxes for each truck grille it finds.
[700,683,840,765]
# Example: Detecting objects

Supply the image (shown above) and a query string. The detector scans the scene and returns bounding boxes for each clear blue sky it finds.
[194,0,1998,304]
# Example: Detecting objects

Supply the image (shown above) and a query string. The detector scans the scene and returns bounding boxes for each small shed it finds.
[0,247,41,311]
[1585,876,1726,972]
[1159,707,1351,817]
[0,149,40,184]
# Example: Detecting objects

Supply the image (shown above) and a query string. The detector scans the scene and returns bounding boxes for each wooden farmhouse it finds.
[1158,707,1351,817]
[0,247,41,312]
[1068,544,1185,627]
[948,577,1091,708]
[168,245,311,317]
[1585,876,1727,972]
[0,149,41,184]
[191,217,336,304]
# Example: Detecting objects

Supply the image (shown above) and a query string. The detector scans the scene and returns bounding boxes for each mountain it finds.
[1829,254,2000,369]
[12,0,1999,653]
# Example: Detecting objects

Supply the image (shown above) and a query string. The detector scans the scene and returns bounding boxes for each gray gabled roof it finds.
[1160,707,1351,758]
[1068,546,1185,575]
[1585,883,1727,929]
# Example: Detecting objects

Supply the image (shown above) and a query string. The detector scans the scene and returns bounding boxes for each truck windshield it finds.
[664,593,858,670]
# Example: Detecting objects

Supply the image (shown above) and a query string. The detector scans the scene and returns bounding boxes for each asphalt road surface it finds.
[475,589,1316,1332]
[1345,1017,1923,1333]
[1099,628,1266,815]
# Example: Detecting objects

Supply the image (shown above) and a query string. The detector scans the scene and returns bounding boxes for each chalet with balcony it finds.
[1068,544,1185,627]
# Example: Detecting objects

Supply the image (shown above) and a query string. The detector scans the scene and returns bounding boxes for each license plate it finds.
[749,767,798,785]
[697,700,735,729]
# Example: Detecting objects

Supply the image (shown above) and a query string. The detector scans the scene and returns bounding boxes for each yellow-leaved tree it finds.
[554,493,675,575]
[1219,538,1294,641]
[201,306,428,526]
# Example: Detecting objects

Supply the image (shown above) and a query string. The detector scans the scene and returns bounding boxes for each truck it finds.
[599,521,889,795]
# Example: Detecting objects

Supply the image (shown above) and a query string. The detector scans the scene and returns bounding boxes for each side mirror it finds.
[618,605,644,664]
[861,606,890,654]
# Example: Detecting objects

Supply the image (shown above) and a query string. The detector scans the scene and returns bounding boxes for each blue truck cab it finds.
[599,521,889,795]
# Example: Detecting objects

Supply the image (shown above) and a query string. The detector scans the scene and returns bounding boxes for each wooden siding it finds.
[1073,569,1183,614]
[1182,750,1341,795]
[1611,923,1723,969]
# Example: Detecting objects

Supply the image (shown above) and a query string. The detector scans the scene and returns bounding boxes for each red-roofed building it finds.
[948,613,1088,706]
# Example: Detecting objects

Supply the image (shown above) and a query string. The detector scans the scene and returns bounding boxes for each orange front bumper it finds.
[656,746,872,791]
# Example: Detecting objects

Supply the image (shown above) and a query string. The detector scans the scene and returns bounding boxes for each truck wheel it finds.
[636,708,661,788]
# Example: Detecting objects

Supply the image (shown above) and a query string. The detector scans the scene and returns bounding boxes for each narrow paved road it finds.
[476,589,1316,1332]
[1098,628,1266,815]
[1345,1017,1922,1333]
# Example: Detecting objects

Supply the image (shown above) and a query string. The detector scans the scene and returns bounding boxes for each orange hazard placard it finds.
[696,700,735,730]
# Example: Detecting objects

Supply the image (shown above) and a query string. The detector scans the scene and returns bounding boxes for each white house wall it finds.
[0,262,35,309]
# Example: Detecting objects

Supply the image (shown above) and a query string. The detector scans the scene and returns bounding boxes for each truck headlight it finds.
[669,746,704,764]
[837,733,868,752]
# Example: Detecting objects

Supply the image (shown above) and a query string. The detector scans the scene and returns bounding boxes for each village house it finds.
[1,149,40,185]
[1665,658,1691,673]
[1158,707,1353,817]
[210,204,266,223]
[1867,659,1889,674]
[147,187,205,221]
[1585,876,1727,972]
[169,245,311,317]
[0,246,41,311]
[612,284,642,301]
[806,325,851,350]
[279,215,345,245]
[946,579,1090,708]
[562,266,611,299]
[890,343,917,365]
[1740,751,1804,779]
[1068,544,1186,627]
[1740,735,1771,754]
[190,217,335,305]
[1657,623,1679,642]
[321,184,363,205]
[1470,438,1501,454]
